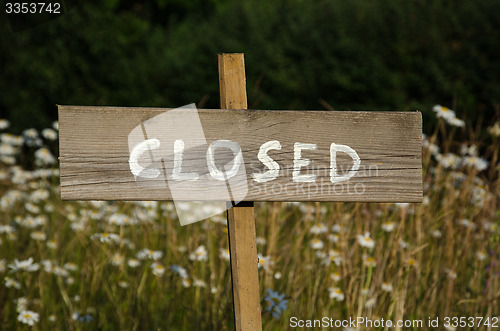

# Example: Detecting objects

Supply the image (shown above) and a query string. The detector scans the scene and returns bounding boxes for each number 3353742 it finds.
[443,316,498,328]
[6,2,61,14]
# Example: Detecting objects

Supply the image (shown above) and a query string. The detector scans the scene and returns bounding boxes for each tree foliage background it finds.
[1,0,499,133]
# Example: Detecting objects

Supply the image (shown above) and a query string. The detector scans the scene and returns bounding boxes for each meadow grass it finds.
[0,110,499,330]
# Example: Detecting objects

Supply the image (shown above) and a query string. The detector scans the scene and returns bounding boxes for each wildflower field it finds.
[0,106,499,330]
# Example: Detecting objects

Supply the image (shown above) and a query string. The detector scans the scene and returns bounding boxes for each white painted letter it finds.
[129,138,161,179]
[330,143,361,183]
[206,140,243,181]
[293,142,317,183]
[252,140,282,183]
[171,139,199,181]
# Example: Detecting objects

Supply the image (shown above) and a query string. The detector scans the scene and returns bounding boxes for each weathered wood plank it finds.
[219,53,262,331]
[58,106,422,202]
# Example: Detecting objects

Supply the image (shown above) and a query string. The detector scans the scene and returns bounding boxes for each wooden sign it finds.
[58,53,423,331]
[58,107,422,202]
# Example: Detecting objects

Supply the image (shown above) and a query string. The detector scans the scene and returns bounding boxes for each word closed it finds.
[58,106,422,202]
[129,139,361,184]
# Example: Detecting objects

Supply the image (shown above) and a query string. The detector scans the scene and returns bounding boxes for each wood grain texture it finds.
[219,53,262,331]
[226,202,260,331]
[58,107,422,202]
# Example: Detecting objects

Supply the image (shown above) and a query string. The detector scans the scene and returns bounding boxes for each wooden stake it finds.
[218,53,262,331]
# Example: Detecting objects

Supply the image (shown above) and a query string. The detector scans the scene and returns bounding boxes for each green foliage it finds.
[1,0,499,132]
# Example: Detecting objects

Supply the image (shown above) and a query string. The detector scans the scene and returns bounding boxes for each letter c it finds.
[129,138,161,178]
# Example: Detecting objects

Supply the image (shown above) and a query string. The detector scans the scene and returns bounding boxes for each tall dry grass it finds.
[0,114,499,330]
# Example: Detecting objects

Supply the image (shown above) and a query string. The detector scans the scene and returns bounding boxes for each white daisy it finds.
[91,233,121,244]
[430,229,442,238]
[399,240,409,249]
[365,297,377,309]
[170,265,188,279]
[310,238,324,250]
[488,122,500,136]
[310,223,328,234]
[331,224,342,233]
[118,281,129,288]
[219,248,230,261]
[193,278,207,287]
[30,231,46,241]
[328,287,344,301]
[128,258,140,268]
[137,248,163,261]
[381,222,395,232]
[436,153,461,169]
[381,282,393,292]
[17,310,39,326]
[327,234,339,243]
[0,119,10,130]
[256,237,267,245]
[322,249,343,266]
[462,156,488,171]
[363,256,377,268]
[151,262,165,276]
[189,245,208,262]
[34,148,56,165]
[459,219,477,230]
[357,232,375,249]
[42,128,58,141]
[257,254,273,271]
[445,268,457,279]
[330,272,341,282]
[64,262,77,271]
[433,105,456,120]
[8,257,39,272]
[475,251,487,261]
[4,277,21,289]
[448,117,465,127]
[16,297,28,312]
[111,253,124,267]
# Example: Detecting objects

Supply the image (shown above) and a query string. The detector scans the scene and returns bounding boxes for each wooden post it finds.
[218,53,262,331]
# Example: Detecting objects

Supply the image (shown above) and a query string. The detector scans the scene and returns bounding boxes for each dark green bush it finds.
[1,0,499,132]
